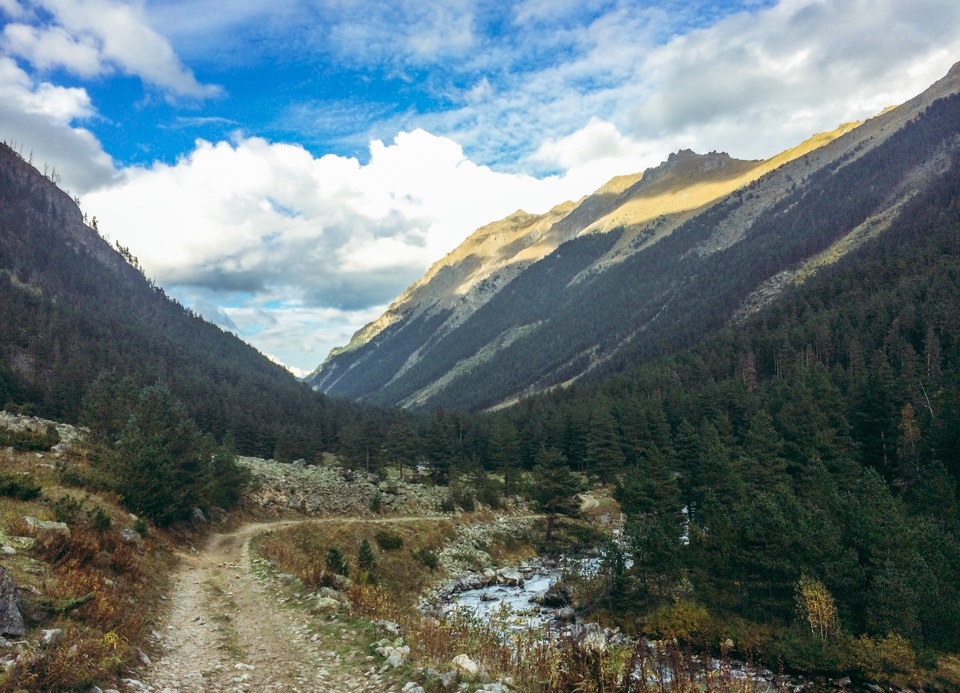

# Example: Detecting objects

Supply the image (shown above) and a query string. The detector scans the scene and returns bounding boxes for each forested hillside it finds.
[345,124,960,675]
[0,142,358,459]
[311,63,960,413]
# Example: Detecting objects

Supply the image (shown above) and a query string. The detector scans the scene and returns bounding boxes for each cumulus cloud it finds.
[0,56,115,192]
[82,130,596,367]
[4,0,220,98]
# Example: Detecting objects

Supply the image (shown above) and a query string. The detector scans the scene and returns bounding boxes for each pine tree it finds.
[531,445,582,544]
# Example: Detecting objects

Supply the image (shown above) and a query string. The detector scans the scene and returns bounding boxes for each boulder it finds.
[0,568,24,636]
[495,568,523,587]
[119,529,142,544]
[311,597,341,614]
[541,582,574,607]
[42,628,63,646]
[23,516,69,534]
[451,653,481,677]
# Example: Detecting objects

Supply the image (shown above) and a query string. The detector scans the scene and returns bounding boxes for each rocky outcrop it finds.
[237,457,447,516]
[0,567,24,636]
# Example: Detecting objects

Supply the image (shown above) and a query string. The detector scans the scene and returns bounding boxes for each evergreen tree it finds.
[531,445,582,544]
[585,401,624,483]
[111,383,210,527]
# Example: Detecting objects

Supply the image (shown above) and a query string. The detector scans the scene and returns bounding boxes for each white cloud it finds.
[2,23,102,76]
[82,130,597,368]
[8,0,220,98]
[0,56,115,192]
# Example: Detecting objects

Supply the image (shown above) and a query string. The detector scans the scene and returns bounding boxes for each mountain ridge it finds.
[307,61,960,411]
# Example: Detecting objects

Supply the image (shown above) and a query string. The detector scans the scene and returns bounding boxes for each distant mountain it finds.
[0,143,348,458]
[307,61,960,411]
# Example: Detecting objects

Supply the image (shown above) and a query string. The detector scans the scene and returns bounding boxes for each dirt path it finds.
[139,514,538,692]
[139,517,436,692]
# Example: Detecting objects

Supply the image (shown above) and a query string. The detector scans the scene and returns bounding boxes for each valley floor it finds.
[140,519,432,693]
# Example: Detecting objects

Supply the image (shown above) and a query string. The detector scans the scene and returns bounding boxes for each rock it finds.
[834,677,852,688]
[311,597,341,614]
[136,648,151,666]
[479,684,510,692]
[480,593,498,602]
[385,653,406,668]
[557,607,576,622]
[374,619,403,637]
[0,568,24,636]
[192,507,207,523]
[451,654,481,677]
[0,636,10,648]
[119,528,142,544]
[723,638,734,650]
[580,629,607,653]
[542,582,574,607]
[23,515,69,534]
[496,568,523,587]
[1,547,14,555]
[42,628,63,646]
[439,670,458,688]
[402,683,425,693]
[481,568,497,585]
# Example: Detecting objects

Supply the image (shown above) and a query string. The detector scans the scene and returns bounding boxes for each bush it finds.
[325,547,350,577]
[412,547,439,571]
[375,530,403,551]
[854,633,919,683]
[0,424,60,451]
[645,599,712,646]
[0,472,41,501]
[358,539,376,572]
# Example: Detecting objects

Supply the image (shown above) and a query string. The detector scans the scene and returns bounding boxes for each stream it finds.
[432,556,798,692]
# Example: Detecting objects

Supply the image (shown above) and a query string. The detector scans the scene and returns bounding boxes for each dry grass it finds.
[0,443,174,691]
[257,518,776,692]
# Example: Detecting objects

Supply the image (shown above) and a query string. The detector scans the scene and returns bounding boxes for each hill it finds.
[307,61,960,412]
[0,142,352,458]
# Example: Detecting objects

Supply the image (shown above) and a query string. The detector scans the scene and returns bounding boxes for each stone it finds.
[581,630,607,653]
[192,507,207,523]
[42,628,63,646]
[439,671,458,689]
[451,654,481,677]
[557,607,576,622]
[542,581,575,607]
[136,648,151,666]
[1,547,14,555]
[119,528,142,544]
[0,568,24,636]
[479,684,510,692]
[311,597,341,614]
[495,568,523,587]
[402,683,425,693]
[23,515,69,534]
[374,619,403,637]
[385,653,405,668]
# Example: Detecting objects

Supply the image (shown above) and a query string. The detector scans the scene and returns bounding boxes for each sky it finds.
[2,0,959,376]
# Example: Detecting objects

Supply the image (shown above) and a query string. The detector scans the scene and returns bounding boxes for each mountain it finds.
[0,143,351,458]
[307,61,960,411]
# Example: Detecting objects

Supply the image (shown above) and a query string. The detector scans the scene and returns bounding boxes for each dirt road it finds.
[140,519,411,692]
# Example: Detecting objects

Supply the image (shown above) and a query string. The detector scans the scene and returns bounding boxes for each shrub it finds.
[412,547,439,571]
[645,599,712,646]
[0,472,41,500]
[358,539,376,572]
[375,530,404,551]
[325,547,350,577]
[0,424,59,451]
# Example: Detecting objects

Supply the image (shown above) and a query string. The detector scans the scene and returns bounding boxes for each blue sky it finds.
[2,0,959,374]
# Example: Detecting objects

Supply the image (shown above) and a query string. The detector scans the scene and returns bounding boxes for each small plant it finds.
[358,539,376,572]
[375,530,403,551]
[412,547,439,571]
[325,546,350,576]
[369,492,382,513]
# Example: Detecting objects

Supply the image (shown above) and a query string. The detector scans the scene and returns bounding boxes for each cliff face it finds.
[307,62,960,411]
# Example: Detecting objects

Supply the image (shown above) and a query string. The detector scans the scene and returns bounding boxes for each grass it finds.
[0,441,175,691]
[254,515,779,692]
